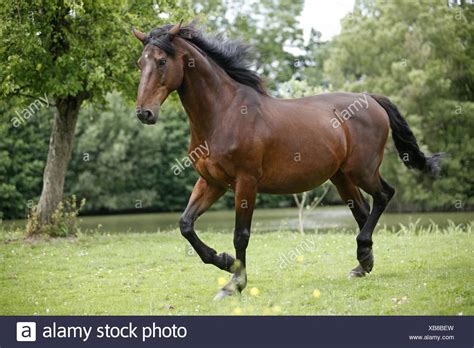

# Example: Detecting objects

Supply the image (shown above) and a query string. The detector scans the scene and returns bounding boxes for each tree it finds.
[194,0,306,87]
[301,29,331,88]
[0,0,191,228]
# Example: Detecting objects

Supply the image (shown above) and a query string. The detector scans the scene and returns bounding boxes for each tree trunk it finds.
[294,192,307,235]
[36,95,84,225]
[298,206,305,235]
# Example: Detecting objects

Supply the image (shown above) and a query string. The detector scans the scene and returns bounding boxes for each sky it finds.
[300,0,355,42]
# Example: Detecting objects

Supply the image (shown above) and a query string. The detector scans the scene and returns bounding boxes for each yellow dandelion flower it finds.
[217,277,227,286]
[296,255,304,263]
[250,287,260,296]
[233,307,243,315]
[313,289,321,299]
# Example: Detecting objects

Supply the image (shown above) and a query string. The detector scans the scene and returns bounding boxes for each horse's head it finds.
[133,21,185,125]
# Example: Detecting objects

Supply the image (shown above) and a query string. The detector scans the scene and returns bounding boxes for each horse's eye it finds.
[158,58,166,66]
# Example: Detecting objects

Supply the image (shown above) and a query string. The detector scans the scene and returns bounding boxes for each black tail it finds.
[370,94,444,177]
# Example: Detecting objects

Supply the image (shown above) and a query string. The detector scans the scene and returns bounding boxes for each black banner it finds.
[1,316,473,347]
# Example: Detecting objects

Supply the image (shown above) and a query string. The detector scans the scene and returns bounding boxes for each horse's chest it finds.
[193,155,234,188]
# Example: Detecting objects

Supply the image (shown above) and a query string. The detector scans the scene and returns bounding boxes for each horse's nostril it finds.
[143,110,153,120]
[136,107,155,123]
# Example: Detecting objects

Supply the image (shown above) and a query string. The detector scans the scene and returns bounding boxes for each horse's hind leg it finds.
[330,171,370,231]
[349,173,395,277]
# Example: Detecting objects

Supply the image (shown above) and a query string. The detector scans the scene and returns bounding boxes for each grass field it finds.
[0,222,472,315]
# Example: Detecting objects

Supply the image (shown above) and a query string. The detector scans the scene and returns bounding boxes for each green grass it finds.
[0,222,472,315]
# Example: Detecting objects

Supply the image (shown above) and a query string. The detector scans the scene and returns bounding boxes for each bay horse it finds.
[132,22,443,300]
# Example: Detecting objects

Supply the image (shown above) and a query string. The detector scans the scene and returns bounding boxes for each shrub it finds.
[26,195,85,238]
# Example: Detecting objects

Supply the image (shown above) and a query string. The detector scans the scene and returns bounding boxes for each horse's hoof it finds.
[358,249,374,273]
[348,264,367,279]
[213,288,235,301]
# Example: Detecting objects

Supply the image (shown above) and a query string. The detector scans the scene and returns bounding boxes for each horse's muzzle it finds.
[136,106,158,125]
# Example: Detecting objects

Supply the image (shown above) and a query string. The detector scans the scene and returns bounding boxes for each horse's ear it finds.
[132,28,146,43]
[168,19,183,40]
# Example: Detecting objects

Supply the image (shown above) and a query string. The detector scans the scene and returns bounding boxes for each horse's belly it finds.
[257,154,341,194]
[258,177,331,194]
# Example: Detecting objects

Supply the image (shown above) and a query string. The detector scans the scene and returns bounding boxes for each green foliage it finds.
[324,0,474,211]
[0,0,193,219]
[25,195,85,237]
[277,77,326,98]
[301,29,332,88]
[0,0,192,102]
[0,99,52,219]
[195,0,305,87]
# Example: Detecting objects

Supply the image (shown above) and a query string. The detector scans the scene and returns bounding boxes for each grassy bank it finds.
[0,223,472,315]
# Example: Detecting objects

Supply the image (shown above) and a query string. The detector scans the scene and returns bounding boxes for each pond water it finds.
[74,206,472,233]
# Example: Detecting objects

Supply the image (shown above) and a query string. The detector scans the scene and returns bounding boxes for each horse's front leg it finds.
[179,177,235,271]
[214,175,257,300]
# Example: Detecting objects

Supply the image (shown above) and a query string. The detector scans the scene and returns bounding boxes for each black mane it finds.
[144,24,267,95]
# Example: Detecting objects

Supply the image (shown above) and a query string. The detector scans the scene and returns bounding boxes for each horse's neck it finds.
[177,42,237,145]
